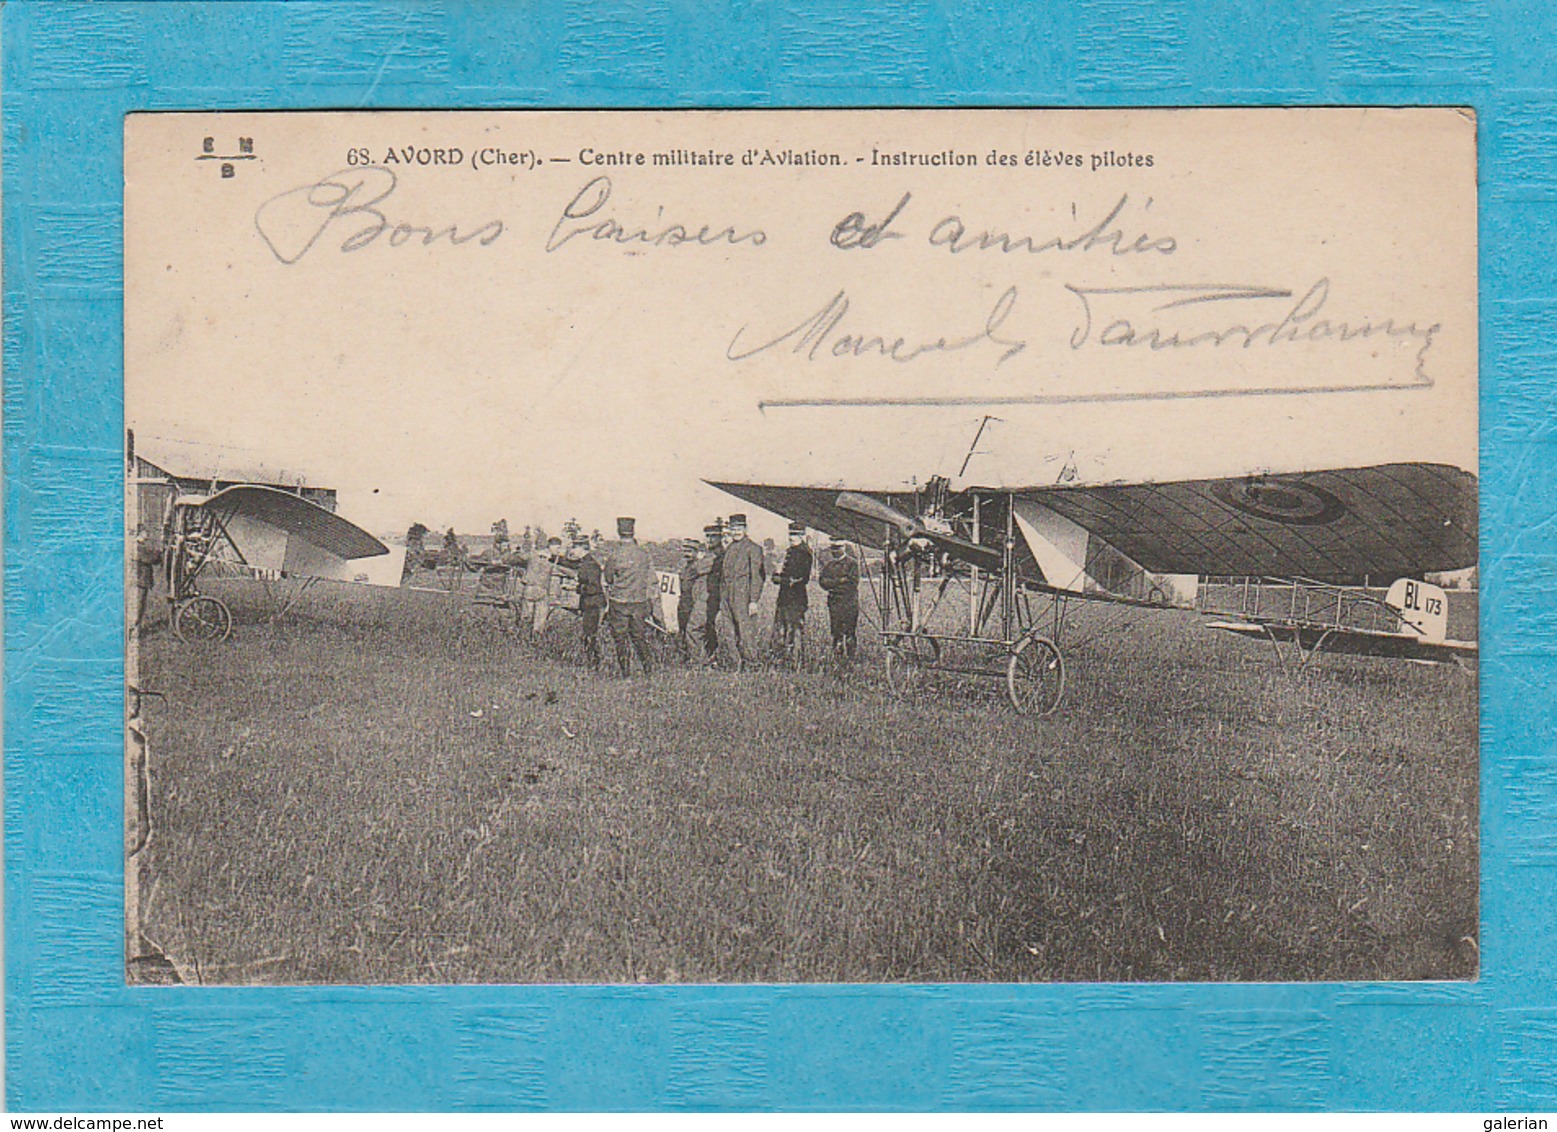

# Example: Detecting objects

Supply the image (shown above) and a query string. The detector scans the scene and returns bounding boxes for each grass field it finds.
[135,575,1478,984]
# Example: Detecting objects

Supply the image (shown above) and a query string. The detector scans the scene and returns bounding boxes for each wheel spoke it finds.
[1007,634,1064,716]
[176,597,231,642]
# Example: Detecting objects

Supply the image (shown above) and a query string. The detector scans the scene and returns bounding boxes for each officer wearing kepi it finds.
[771,520,813,662]
[702,521,724,663]
[676,538,700,661]
[601,516,655,677]
[818,540,862,662]
[681,526,720,666]
[568,534,606,669]
[719,513,766,669]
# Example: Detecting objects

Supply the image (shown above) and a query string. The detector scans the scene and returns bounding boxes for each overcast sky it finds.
[126,110,1476,544]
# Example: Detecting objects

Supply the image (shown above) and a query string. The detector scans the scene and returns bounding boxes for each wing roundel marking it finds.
[1209,477,1349,527]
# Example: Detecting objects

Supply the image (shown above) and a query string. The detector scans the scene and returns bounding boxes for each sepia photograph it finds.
[123,108,1478,986]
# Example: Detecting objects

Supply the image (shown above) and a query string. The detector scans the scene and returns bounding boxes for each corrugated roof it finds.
[133,435,327,492]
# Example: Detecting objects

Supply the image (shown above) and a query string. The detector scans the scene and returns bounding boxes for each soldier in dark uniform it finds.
[702,521,724,663]
[676,538,699,661]
[818,541,861,662]
[771,520,813,662]
[601,516,655,677]
[568,535,606,669]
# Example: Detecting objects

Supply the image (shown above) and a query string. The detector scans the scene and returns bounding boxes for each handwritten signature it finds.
[254,166,504,265]
[1065,279,1440,377]
[726,287,1026,366]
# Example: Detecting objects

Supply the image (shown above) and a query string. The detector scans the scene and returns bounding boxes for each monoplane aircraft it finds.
[163,484,389,641]
[710,461,1477,715]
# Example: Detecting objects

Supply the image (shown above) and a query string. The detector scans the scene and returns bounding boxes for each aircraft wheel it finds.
[174,596,232,643]
[1007,633,1064,716]
[885,634,939,697]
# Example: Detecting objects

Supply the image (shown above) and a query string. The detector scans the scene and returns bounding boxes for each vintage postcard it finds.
[124,108,1476,985]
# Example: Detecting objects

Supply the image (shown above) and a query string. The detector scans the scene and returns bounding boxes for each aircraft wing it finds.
[1021,463,1475,585]
[709,462,1476,585]
[706,482,925,551]
[203,484,388,579]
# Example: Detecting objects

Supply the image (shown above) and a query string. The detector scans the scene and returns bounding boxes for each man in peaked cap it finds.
[718,513,766,668]
[701,521,725,663]
[601,516,655,676]
[667,532,706,665]
[567,534,605,670]
[771,520,813,664]
[818,540,861,663]
[676,538,700,658]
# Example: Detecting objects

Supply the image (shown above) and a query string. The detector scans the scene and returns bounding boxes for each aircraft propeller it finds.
[835,491,1005,571]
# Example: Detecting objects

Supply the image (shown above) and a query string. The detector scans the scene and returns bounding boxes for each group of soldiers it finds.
[517,512,862,677]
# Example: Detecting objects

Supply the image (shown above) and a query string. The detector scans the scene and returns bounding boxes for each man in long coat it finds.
[771,520,813,661]
[719,513,766,668]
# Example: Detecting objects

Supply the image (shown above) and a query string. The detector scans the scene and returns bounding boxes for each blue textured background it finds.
[4,0,1554,1112]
